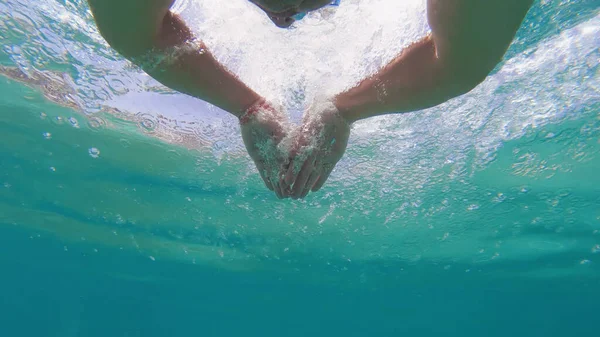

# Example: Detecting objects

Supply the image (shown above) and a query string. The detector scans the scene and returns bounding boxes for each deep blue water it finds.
[1,223,599,337]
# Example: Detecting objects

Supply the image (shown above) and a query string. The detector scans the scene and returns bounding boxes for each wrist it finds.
[332,94,351,123]
[239,98,277,125]
[232,90,262,118]
[333,76,384,124]
[333,91,371,124]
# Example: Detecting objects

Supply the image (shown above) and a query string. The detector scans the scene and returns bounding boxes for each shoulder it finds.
[88,0,176,57]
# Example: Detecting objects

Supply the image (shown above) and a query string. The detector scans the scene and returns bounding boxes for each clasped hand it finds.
[240,99,351,199]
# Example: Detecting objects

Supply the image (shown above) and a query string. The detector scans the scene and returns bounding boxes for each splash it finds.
[181,0,428,113]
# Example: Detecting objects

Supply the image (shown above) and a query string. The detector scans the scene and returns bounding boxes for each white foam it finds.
[182,0,428,115]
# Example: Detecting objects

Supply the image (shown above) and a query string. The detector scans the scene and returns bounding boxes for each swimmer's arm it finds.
[334,0,534,123]
[87,0,260,117]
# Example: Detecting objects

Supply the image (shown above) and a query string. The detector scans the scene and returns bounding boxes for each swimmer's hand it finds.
[240,100,290,199]
[283,100,351,199]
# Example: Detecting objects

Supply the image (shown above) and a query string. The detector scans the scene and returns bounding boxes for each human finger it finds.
[278,160,291,191]
[272,180,284,199]
[256,164,274,191]
[267,170,288,199]
[284,135,307,187]
[280,174,293,197]
[301,158,322,196]
[311,164,334,192]
[277,180,289,199]
[301,170,321,199]
[284,158,297,187]
[291,155,316,199]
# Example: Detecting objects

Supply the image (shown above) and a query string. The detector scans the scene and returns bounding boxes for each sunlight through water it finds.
[0,0,599,282]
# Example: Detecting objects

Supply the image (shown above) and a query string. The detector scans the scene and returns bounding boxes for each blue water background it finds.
[1,0,600,336]
[2,223,598,337]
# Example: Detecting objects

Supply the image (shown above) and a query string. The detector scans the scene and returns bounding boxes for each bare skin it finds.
[88,0,291,197]
[285,0,535,198]
[87,0,534,199]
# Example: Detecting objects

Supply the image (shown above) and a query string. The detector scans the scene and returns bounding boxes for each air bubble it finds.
[493,193,506,203]
[68,117,80,128]
[87,116,106,131]
[137,113,158,133]
[88,147,100,158]
[53,116,65,125]
[140,119,156,130]
[467,204,479,211]
[119,139,131,148]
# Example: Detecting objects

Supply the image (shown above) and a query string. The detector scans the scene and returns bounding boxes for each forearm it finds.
[141,12,260,116]
[334,35,476,123]
[335,0,533,123]
[90,2,259,117]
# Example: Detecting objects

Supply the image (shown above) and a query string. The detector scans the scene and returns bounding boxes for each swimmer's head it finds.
[249,0,334,28]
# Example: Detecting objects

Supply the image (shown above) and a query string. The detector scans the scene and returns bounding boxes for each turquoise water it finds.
[1,0,600,336]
